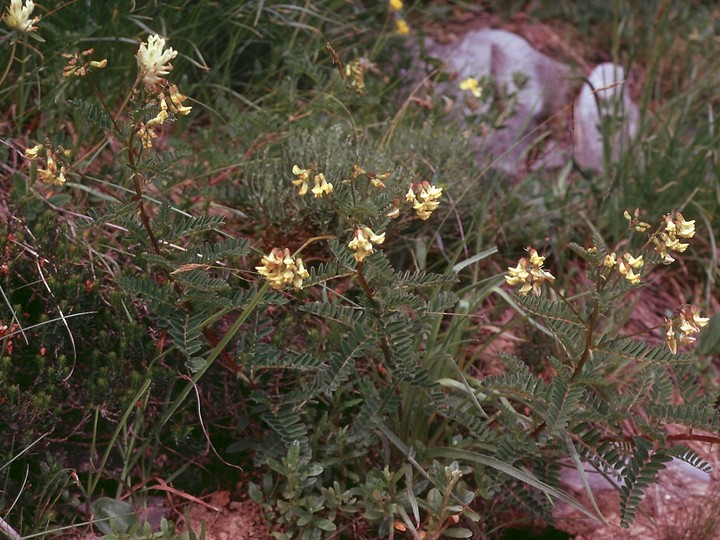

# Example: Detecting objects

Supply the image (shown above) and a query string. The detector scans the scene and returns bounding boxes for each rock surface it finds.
[426,28,571,174]
[573,63,639,172]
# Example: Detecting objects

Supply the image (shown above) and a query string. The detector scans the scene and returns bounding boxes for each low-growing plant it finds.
[3,1,720,539]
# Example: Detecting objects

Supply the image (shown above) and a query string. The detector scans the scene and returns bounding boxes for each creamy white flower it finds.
[137,34,178,90]
[4,0,38,33]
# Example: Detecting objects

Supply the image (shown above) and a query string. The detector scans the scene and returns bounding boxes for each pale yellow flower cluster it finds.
[459,77,483,98]
[136,84,192,148]
[388,0,410,35]
[505,247,555,297]
[348,226,385,263]
[137,34,178,91]
[623,208,651,233]
[3,0,38,33]
[369,172,390,189]
[406,181,443,220]
[344,58,377,93]
[62,49,107,77]
[652,212,695,264]
[256,248,310,290]
[135,35,191,149]
[604,252,644,285]
[395,19,410,35]
[24,143,70,186]
[665,305,709,354]
[291,165,333,198]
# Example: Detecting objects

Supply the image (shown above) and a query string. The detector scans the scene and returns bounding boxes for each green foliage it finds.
[3,0,720,538]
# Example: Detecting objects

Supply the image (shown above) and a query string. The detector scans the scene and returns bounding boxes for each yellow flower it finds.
[407,181,443,220]
[256,248,310,290]
[654,212,694,262]
[528,249,545,267]
[291,165,311,196]
[672,212,696,239]
[24,143,43,159]
[54,166,67,186]
[348,226,385,262]
[369,172,389,189]
[62,49,108,77]
[505,260,530,287]
[351,164,366,179]
[137,34,178,91]
[603,252,617,268]
[4,0,38,33]
[459,77,482,98]
[167,84,192,115]
[387,198,401,219]
[311,173,333,198]
[395,18,410,35]
[662,233,688,253]
[665,319,677,354]
[617,260,641,284]
[147,107,169,127]
[691,306,710,328]
[389,0,404,10]
[665,305,708,354]
[137,123,157,149]
[505,248,554,297]
[622,252,644,269]
[624,208,651,232]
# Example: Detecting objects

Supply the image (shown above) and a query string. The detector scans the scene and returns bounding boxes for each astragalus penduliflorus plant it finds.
[485,208,715,528]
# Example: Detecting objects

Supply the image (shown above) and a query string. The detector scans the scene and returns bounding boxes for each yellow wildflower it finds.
[666,305,710,354]
[137,34,178,91]
[351,164,366,180]
[291,165,311,196]
[345,58,376,93]
[670,212,695,239]
[32,148,68,186]
[617,260,641,285]
[137,123,157,149]
[624,208,651,232]
[4,0,38,33]
[505,247,555,297]
[167,84,192,115]
[24,143,43,159]
[311,173,333,198]
[407,181,443,220]
[147,107,169,127]
[665,319,677,355]
[653,211,695,263]
[389,0,404,10]
[622,252,644,269]
[62,49,108,77]
[348,226,385,262]
[459,77,483,98]
[603,252,617,268]
[256,248,310,290]
[369,172,389,189]
[395,18,410,35]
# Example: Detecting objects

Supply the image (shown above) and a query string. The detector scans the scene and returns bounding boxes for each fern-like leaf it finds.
[619,439,672,527]
[596,335,694,365]
[543,380,585,435]
[69,98,112,132]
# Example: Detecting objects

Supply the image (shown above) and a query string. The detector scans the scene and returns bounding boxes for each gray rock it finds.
[573,63,639,172]
[426,29,571,174]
